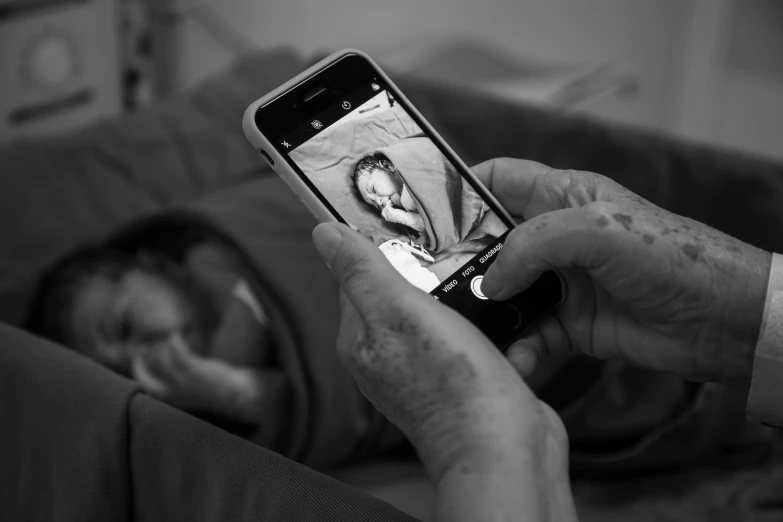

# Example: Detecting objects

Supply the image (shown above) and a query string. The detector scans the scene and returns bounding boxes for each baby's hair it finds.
[25,245,139,350]
[352,154,395,207]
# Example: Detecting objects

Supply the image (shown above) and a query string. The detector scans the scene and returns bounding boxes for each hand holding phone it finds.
[310,222,574,520]
[243,49,564,350]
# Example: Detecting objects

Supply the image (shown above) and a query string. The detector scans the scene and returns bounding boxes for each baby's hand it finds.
[131,333,266,424]
[382,201,424,232]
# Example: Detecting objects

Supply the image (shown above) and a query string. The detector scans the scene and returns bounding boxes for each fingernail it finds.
[312,223,344,266]
[481,266,503,298]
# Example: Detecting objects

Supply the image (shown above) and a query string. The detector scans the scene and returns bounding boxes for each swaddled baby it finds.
[26,244,289,446]
[353,154,425,233]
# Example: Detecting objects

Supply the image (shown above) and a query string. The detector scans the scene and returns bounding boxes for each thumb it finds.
[482,205,609,300]
[312,222,414,320]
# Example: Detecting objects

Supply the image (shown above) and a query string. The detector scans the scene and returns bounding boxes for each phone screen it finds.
[292,87,509,296]
[256,55,562,347]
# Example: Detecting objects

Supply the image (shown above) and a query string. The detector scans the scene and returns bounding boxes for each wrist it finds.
[715,244,772,387]
[413,399,568,486]
[434,445,576,522]
[411,406,527,485]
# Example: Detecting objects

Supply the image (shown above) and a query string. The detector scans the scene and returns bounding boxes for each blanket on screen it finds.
[375,137,506,254]
[290,104,423,247]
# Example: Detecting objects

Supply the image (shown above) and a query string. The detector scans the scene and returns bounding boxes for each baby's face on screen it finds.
[357,167,403,210]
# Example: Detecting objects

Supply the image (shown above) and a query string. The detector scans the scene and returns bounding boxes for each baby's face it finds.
[71,269,199,375]
[358,167,403,210]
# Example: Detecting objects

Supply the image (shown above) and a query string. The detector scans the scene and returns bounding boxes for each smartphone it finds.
[243,49,564,350]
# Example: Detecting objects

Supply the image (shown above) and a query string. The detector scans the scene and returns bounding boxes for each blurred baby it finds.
[26,244,289,445]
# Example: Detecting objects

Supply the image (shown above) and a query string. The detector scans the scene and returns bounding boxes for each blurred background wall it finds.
[172,0,687,132]
[1,0,781,161]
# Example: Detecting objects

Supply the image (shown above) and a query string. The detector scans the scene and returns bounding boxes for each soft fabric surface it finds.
[105,178,381,471]
[0,49,306,326]
[376,137,505,254]
[0,323,417,522]
[290,104,421,246]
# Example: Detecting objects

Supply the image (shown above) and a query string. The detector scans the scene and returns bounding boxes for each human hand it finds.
[381,201,424,232]
[312,222,576,522]
[473,158,771,386]
[131,333,265,424]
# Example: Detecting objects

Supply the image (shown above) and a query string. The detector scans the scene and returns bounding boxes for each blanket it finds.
[105,179,374,471]
[290,104,424,247]
[375,137,506,254]
[0,323,417,522]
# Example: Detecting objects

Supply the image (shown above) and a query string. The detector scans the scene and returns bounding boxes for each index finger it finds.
[471,158,577,219]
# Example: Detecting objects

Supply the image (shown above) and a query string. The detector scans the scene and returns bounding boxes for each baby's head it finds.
[26,246,211,377]
[353,155,404,210]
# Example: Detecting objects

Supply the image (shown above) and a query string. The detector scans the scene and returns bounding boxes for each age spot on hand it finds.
[596,215,611,228]
[612,213,634,231]
[681,242,705,262]
[642,233,655,244]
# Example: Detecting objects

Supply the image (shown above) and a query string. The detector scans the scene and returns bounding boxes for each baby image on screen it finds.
[289,92,507,292]
[353,155,425,234]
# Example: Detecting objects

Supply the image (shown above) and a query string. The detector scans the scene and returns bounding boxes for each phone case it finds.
[242,49,517,227]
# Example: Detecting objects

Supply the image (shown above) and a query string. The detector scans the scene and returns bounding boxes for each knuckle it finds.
[587,199,618,214]
[564,168,604,185]
[585,200,620,221]
[560,169,601,205]
[494,157,518,172]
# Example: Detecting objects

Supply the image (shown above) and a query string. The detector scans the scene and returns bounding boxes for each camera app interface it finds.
[283,83,511,316]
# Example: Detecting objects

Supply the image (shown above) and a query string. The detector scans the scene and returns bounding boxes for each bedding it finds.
[0,49,305,327]
[104,178,389,470]
[290,103,421,247]
[375,137,505,254]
